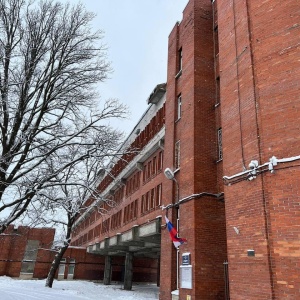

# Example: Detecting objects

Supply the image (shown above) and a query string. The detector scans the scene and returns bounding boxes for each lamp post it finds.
[164,167,180,292]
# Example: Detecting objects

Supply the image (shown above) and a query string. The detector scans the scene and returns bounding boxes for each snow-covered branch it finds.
[0,0,129,233]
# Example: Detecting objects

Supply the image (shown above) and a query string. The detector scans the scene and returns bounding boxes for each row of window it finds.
[71,187,162,246]
[114,186,124,204]
[111,210,122,231]
[173,132,222,165]
[175,45,222,162]
[141,184,162,215]
[97,105,165,193]
[74,156,163,234]
[58,258,75,277]
[125,172,141,197]
[123,199,138,225]
[143,151,163,182]
[97,149,164,204]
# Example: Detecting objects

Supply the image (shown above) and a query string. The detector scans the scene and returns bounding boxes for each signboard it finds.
[180,265,192,289]
[182,252,191,265]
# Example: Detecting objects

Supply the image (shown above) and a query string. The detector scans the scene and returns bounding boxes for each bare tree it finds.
[0,0,128,233]
[20,128,123,288]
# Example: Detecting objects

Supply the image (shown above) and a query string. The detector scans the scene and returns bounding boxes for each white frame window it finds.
[217,128,223,161]
[175,140,181,169]
[58,258,66,276]
[177,95,182,120]
[178,48,183,72]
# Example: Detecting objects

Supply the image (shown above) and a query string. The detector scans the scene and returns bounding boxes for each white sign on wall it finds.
[180,265,192,289]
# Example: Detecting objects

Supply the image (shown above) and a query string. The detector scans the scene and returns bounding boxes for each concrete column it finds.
[157,257,160,287]
[103,256,112,285]
[123,252,133,290]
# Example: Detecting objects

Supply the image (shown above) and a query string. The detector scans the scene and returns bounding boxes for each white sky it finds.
[69,0,189,133]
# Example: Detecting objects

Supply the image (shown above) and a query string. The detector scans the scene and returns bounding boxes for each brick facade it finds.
[219,0,300,299]
[2,0,299,299]
[162,0,227,299]
[0,225,55,278]
[0,225,106,281]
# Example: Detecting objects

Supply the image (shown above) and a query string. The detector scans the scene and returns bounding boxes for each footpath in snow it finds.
[0,276,159,300]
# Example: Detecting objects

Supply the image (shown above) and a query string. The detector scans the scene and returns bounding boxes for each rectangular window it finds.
[141,195,146,215]
[143,165,146,182]
[217,128,223,161]
[146,191,150,211]
[150,188,155,209]
[58,258,66,276]
[101,219,110,234]
[178,48,183,72]
[95,224,101,237]
[175,140,181,169]
[156,184,162,207]
[88,229,93,241]
[68,259,76,275]
[130,202,134,220]
[216,77,220,104]
[20,240,39,275]
[214,26,219,58]
[147,161,151,178]
[134,199,138,218]
[152,156,157,175]
[177,95,182,120]
[158,151,163,171]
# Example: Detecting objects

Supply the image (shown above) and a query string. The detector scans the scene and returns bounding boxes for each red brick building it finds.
[0,225,105,281]
[2,0,299,299]
[71,0,300,299]
[219,0,300,299]
[71,1,227,298]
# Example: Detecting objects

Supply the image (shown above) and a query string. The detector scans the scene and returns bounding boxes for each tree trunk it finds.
[45,244,69,288]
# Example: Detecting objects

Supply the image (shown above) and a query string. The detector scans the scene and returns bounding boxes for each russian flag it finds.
[165,215,187,248]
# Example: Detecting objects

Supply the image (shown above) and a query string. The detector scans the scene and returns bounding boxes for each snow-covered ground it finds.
[0,276,159,300]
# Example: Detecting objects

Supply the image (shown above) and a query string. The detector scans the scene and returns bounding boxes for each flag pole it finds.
[164,168,180,291]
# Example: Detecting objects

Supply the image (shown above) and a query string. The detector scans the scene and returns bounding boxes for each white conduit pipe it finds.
[161,192,224,210]
[223,155,300,182]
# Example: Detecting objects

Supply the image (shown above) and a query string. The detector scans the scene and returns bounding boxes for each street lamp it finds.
[164,168,179,203]
[164,167,180,291]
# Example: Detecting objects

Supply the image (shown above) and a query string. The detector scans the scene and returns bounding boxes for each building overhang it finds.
[87,217,161,258]
[147,83,166,105]
[73,127,165,229]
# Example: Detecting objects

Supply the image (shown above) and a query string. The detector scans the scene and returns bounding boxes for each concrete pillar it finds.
[123,252,133,290]
[103,256,112,285]
[157,257,160,287]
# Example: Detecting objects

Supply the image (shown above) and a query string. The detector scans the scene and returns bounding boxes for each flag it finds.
[165,215,187,248]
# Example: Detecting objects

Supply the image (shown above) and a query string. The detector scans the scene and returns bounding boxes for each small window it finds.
[150,188,155,209]
[68,259,76,275]
[58,258,66,276]
[217,128,223,161]
[216,77,220,104]
[156,184,162,207]
[67,258,75,280]
[20,240,39,275]
[178,48,183,72]
[177,95,182,120]
[175,140,181,169]
[158,151,163,171]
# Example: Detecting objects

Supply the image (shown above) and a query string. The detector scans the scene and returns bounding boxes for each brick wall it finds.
[0,226,105,281]
[0,226,55,277]
[161,0,228,299]
[219,0,300,298]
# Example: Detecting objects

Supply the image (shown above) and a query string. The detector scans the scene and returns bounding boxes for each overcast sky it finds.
[68,0,189,134]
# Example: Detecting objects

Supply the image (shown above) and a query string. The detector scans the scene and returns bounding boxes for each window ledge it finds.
[175,69,182,79]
